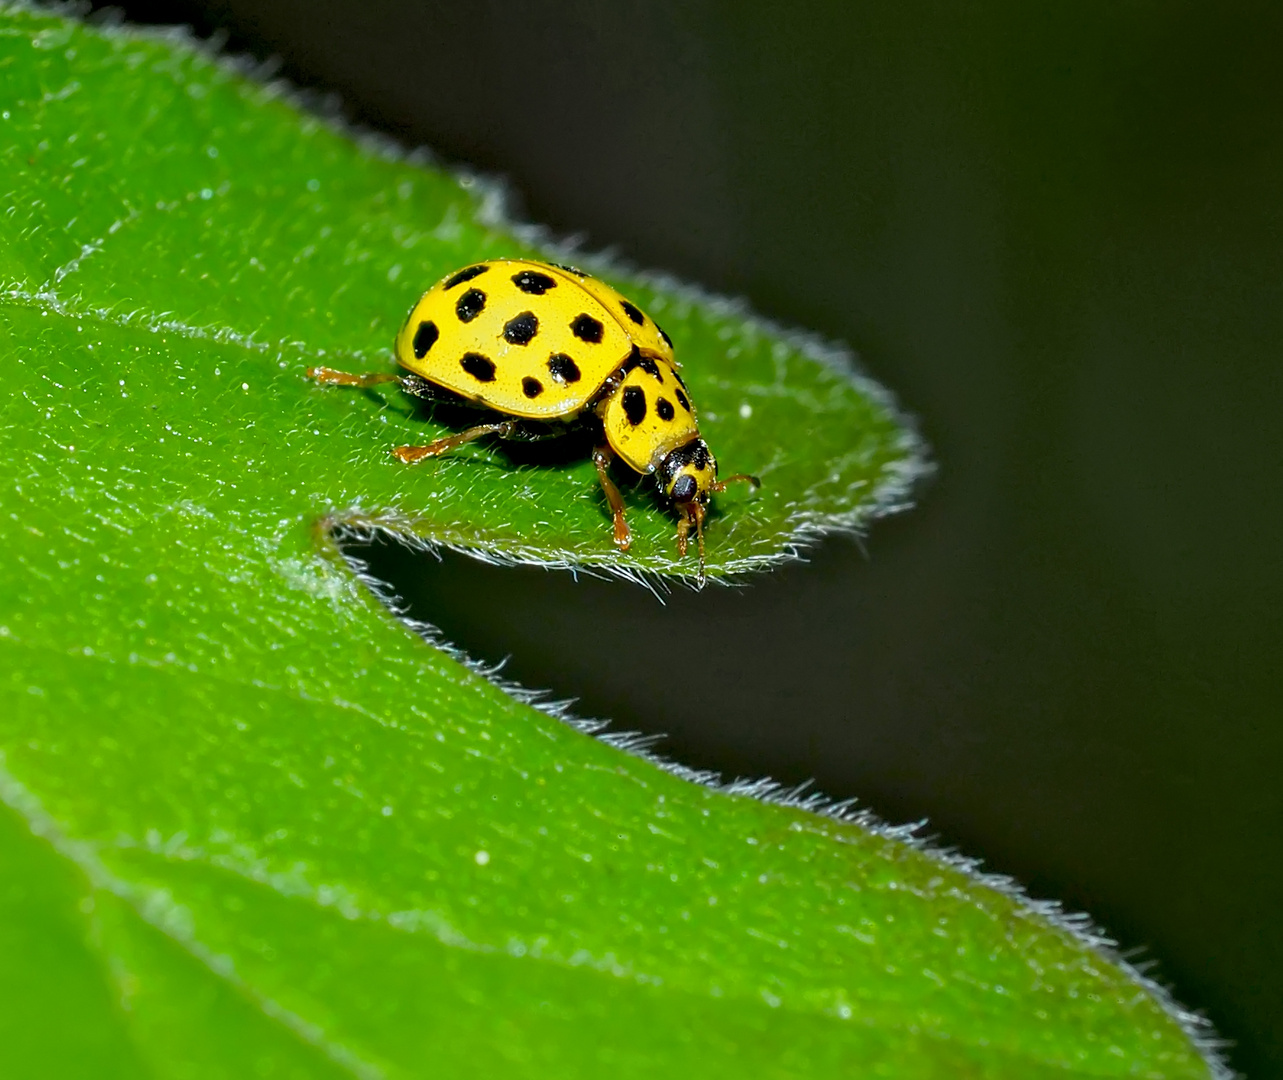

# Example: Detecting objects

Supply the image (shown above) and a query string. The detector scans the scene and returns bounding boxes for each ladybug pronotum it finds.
[308,258,759,575]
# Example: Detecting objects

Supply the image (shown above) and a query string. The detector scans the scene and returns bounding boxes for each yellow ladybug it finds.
[308,258,758,574]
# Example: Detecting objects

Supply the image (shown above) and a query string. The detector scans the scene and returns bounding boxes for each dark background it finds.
[103,2,1283,1075]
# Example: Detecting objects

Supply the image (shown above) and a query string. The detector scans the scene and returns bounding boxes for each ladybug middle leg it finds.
[393,420,519,463]
[308,365,516,463]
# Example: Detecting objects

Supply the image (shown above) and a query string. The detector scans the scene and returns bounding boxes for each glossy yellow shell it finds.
[602,356,700,473]
[394,258,676,422]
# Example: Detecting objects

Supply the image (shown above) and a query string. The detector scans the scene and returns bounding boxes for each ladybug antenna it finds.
[711,473,761,494]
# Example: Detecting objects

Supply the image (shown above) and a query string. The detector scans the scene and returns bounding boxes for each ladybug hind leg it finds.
[308,367,443,401]
[307,366,402,389]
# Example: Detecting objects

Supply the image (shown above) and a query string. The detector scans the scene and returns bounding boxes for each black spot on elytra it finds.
[620,299,645,325]
[502,311,538,345]
[656,397,675,421]
[522,376,543,399]
[656,323,674,349]
[412,320,439,359]
[571,314,604,343]
[637,355,664,383]
[622,385,646,426]
[547,353,581,385]
[455,288,486,322]
[512,269,556,294]
[675,387,690,412]
[445,264,489,289]
[552,263,586,277]
[460,352,496,382]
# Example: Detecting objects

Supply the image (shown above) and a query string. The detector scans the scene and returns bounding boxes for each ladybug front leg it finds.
[675,500,708,583]
[592,445,632,551]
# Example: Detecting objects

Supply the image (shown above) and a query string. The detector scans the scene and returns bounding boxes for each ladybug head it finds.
[657,438,760,579]
[657,439,717,506]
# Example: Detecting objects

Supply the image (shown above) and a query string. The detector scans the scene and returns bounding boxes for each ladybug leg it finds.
[306,366,403,388]
[310,368,448,405]
[592,445,632,550]
[393,420,518,463]
[692,500,707,582]
[675,501,708,583]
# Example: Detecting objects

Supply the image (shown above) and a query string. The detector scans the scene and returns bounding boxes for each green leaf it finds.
[0,7,1218,1079]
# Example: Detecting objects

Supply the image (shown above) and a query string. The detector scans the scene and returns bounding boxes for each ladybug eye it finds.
[671,474,698,503]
